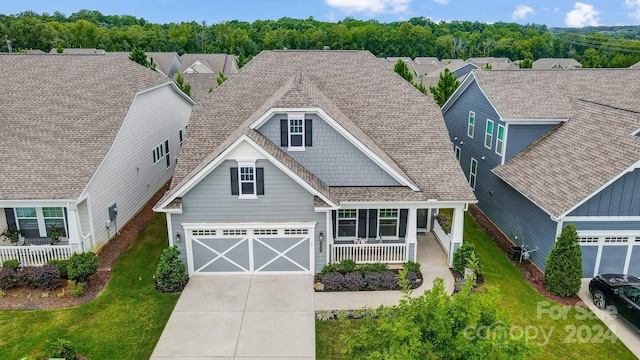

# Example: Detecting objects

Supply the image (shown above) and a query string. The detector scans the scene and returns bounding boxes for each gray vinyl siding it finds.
[76,200,91,241]
[453,64,478,78]
[570,221,640,231]
[443,80,558,271]
[83,85,193,250]
[171,159,327,272]
[504,124,558,162]
[257,113,400,186]
[568,168,640,217]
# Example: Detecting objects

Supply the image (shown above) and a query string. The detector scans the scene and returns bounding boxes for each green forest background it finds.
[2,10,640,68]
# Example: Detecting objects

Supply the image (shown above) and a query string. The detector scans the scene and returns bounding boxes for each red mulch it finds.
[468,204,584,307]
[0,183,169,311]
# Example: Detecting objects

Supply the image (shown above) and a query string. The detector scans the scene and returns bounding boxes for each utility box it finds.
[508,247,522,261]
[108,203,118,221]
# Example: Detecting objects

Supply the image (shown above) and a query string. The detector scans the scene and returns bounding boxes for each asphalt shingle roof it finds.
[0,54,173,200]
[493,100,640,218]
[163,50,476,205]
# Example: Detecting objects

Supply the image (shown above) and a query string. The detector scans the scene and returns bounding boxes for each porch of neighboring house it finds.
[327,206,464,267]
[0,204,93,266]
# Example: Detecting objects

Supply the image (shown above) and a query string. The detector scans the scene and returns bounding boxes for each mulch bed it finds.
[468,204,583,307]
[0,183,169,311]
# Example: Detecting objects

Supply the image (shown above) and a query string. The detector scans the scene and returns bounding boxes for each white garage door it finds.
[183,223,314,275]
[579,233,640,278]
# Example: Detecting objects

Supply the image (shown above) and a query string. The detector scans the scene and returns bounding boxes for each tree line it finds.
[2,9,639,67]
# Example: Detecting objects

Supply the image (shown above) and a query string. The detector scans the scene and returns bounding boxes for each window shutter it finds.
[305,119,312,146]
[368,209,378,239]
[280,119,288,147]
[399,209,409,238]
[5,208,16,228]
[256,167,264,195]
[357,209,367,238]
[230,167,239,195]
[332,210,337,239]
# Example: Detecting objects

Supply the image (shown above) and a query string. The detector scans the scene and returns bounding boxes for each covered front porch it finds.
[324,204,466,267]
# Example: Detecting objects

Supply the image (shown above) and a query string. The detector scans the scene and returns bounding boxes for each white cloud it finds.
[625,0,640,20]
[512,5,535,20]
[325,0,411,14]
[565,2,600,27]
[433,0,449,4]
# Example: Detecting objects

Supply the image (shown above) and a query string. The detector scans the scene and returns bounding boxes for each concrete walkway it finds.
[151,275,315,359]
[578,279,640,359]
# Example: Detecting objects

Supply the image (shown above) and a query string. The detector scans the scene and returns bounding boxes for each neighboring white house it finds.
[0,54,195,263]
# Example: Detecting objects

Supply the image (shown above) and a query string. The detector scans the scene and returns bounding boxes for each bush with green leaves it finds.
[68,280,85,297]
[46,338,76,360]
[67,252,99,283]
[403,261,421,275]
[545,224,583,298]
[356,262,389,275]
[155,246,188,292]
[47,259,70,279]
[2,259,20,271]
[453,243,483,276]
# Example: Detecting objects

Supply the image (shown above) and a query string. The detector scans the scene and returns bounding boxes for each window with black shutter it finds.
[231,164,264,198]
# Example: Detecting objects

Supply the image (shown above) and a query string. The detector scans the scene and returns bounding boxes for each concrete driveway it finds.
[151,274,315,359]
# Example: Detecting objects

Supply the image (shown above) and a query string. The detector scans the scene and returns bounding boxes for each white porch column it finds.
[66,203,83,253]
[449,206,465,265]
[326,210,333,265]
[406,208,418,262]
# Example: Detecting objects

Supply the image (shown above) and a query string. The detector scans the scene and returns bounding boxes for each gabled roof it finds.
[426,61,478,78]
[146,52,180,76]
[0,54,181,201]
[631,61,640,69]
[414,57,441,66]
[445,69,640,119]
[160,50,476,206]
[179,54,239,75]
[493,100,640,218]
[532,58,583,69]
[49,48,106,55]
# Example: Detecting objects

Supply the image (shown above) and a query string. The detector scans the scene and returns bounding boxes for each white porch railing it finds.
[331,243,408,264]
[432,222,452,257]
[0,245,73,267]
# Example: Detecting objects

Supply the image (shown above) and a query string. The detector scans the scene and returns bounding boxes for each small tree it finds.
[393,59,414,83]
[175,73,191,97]
[429,68,460,107]
[155,246,188,292]
[129,47,148,67]
[216,71,228,87]
[412,79,428,95]
[519,58,533,68]
[545,224,582,297]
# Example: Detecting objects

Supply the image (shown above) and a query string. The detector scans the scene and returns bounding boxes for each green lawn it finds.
[0,214,180,359]
[316,213,637,360]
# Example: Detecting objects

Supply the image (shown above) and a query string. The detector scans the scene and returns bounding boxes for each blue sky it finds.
[3,0,640,28]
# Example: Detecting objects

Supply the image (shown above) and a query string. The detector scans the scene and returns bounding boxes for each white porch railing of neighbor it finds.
[0,245,73,267]
[331,243,408,264]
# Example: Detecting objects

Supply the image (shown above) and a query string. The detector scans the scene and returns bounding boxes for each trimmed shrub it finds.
[320,262,341,276]
[343,271,366,291]
[2,259,20,272]
[155,246,188,292]
[545,224,583,298]
[321,272,345,291]
[67,252,99,283]
[337,259,357,274]
[453,243,482,275]
[46,338,76,360]
[403,261,421,275]
[357,262,388,275]
[47,259,70,279]
[17,265,61,290]
[365,271,399,290]
[0,267,17,290]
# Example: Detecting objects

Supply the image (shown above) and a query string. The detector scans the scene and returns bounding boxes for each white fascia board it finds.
[137,81,197,105]
[190,60,214,74]
[338,200,475,209]
[502,118,566,125]
[249,107,420,191]
[563,216,640,222]
[557,160,640,220]
[0,199,75,208]
[155,135,337,210]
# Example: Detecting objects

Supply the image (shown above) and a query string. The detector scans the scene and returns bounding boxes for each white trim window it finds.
[469,158,478,190]
[484,120,494,149]
[455,146,461,163]
[239,166,256,198]
[43,207,66,236]
[289,118,304,149]
[467,111,475,138]
[179,127,185,146]
[15,207,38,236]
[496,124,505,156]
[378,209,399,238]
[337,209,357,238]
[15,207,67,238]
[153,139,170,167]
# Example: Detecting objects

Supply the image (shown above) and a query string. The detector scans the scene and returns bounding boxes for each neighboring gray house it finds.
[0,54,195,259]
[178,53,239,102]
[154,50,476,276]
[532,58,583,69]
[441,68,640,277]
[426,60,478,80]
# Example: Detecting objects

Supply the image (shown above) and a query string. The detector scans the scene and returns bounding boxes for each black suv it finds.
[589,274,640,331]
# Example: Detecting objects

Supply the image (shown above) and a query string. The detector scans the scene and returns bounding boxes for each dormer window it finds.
[230,161,264,199]
[280,113,312,151]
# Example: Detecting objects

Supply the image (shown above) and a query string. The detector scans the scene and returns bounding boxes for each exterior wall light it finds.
[319,232,324,252]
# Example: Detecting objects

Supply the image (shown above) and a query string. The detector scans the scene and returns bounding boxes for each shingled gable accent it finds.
[154,130,337,211]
